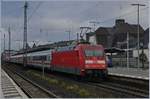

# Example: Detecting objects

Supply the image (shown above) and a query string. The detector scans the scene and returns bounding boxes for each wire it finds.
[12,2,43,32]
[5,2,148,40]
[8,2,43,39]
[27,2,43,22]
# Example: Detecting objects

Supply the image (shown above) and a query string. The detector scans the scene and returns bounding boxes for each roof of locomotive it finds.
[77,43,103,48]
[75,44,104,51]
[55,43,104,52]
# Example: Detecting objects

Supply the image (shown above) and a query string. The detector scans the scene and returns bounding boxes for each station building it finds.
[86,19,149,68]
[86,19,145,49]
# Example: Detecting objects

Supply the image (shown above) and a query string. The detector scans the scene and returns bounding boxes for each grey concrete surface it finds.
[108,67,149,80]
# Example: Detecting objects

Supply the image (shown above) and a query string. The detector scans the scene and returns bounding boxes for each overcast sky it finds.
[1,0,149,51]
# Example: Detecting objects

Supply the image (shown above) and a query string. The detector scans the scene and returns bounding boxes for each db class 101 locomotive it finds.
[9,43,108,78]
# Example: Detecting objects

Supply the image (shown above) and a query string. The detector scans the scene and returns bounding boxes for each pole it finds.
[66,30,71,41]
[137,5,140,69]
[19,41,21,50]
[42,60,45,78]
[89,21,100,32]
[4,34,5,52]
[23,1,28,67]
[15,40,21,50]
[93,23,96,32]
[131,4,145,69]
[8,26,11,61]
[141,44,144,69]
[69,31,70,41]
[77,33,79,43]
[127,32,129,68]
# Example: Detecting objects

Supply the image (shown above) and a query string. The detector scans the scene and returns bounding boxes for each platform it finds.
[108,67,149,80]
[0,69,28,98]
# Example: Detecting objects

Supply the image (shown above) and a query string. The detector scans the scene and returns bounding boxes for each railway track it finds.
[49,69,149,98]
[87,81,149,98]
[85,73,149,98]
[3,66,59,98]
[2,62,149,98]
[1,70,27,98]
[107,74,149,89]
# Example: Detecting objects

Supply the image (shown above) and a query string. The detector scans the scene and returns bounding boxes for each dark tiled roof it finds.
[114,23,144,34]
[95,27,110,35]
[86,19,145,48]
[93,23,144,35]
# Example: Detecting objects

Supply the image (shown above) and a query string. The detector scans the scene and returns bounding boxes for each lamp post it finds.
[127,32,129,68]
[66,30,71,41]
[131,4,145,68]
[140,42,145,69]
[4,34,5,52]
[89,21,100,32]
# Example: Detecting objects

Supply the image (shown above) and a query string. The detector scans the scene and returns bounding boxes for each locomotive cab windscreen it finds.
[83,45,106,69]
[85,50,104,57]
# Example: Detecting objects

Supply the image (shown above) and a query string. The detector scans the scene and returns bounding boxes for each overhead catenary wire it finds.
[5,2,148,32]
[27,2,43,23]
[74,2,148,34]
[10,2,43,33]
[4,2,148,45]
[6,2,43,50]
[86,6,148,31]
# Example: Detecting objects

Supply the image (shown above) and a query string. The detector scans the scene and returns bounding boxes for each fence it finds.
[112,58,149,69]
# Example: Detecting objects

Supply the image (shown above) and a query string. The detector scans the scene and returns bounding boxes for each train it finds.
[9,43,108,78]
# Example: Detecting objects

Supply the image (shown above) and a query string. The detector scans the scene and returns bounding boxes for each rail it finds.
[3,66,59,98]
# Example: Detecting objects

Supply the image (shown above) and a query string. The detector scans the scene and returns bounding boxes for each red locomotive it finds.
[51,44,108,77]
[9,43,108,78]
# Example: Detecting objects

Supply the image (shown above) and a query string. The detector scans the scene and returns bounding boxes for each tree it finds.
[32,43,36,48]
[139,50,148,69]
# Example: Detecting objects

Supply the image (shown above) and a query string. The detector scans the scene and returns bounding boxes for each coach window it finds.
[41,56,46,61]
[49,55,51,61]
[47,55,50,61]
[28,57,31,60]
[33,56,39,60]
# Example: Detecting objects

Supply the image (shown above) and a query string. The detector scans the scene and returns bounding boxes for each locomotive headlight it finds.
[85,60,93,64]
[97,60,105,64]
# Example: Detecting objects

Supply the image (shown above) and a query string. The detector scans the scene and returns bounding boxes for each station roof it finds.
[14,40,76,55]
